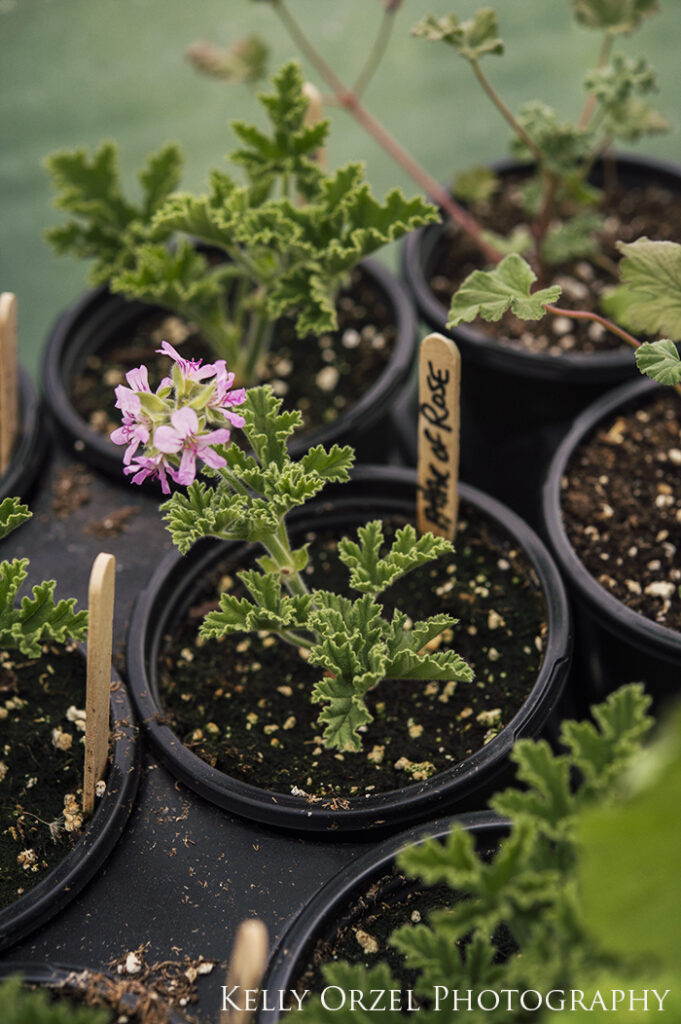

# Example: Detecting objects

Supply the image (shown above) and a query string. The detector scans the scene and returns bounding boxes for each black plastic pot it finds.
[400,153,681,525]
[41,260,416,486]
[125,466,571,837]
[257,809,508,1023]
[0,665,140,952]
[542,376,681,710]
[0,961,188,1022]
[0,368,48,504]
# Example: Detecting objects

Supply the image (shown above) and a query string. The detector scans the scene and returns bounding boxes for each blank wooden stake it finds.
[0,293,19,477]
[221,920,269,1024]
[417,332,461,541]
[303,81,327,171]
[83,553,116,816]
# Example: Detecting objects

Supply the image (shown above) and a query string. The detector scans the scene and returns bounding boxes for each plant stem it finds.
[272,0,502,265]
[469,59,543,165]
[352,5,398,100]
[242,308,273,384]
[543,302,681,400]
[577,31,614,131]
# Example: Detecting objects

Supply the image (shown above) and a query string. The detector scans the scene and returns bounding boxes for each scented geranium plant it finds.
[45,60,437,384]
[198,0,669,282]
[292,684,681,1023]
[0,497,88,657]
[445,236,681,391]
[112,345,472,752]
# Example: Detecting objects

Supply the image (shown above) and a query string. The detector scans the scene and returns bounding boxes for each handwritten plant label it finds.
[417,333,461,540]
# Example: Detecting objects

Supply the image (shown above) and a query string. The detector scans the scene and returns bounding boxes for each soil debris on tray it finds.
[52,464,92,517]
[562,391,681,629]
[158,504,547,799]
[85,505,140,538]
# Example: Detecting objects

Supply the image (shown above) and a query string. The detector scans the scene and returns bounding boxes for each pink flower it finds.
[210,360,247,428]
[154,407,232,486]
[124,453,178,495]
[111,419,150,465]
[156,341,217,381]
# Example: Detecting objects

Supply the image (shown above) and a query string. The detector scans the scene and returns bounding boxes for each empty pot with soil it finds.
[542,376,681,708]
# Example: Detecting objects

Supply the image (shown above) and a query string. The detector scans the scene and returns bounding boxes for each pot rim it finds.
[258,808,509,1024]
[401,151,681,380]
[0,662,140,952]
[0,367,48,504]
[0,961,188,1023]
[541,374,681,663]
[125,466,571,835]
[40,258,416,485]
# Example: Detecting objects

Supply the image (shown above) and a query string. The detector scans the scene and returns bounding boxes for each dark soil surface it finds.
[70,267,395,441]
[562,391,681,630]
[429,174,681,356]
[0,645,87,909]
[158,503,547,799]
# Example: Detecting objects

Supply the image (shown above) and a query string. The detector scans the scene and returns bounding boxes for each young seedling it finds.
[83,552,115,816]
[417,333,461,541]
[0,497,88,657]
[112,346,473,753]
[45,61,437,385]
[0,293,18,477]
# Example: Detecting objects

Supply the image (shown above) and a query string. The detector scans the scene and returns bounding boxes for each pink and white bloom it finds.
[156,341,218,382]
[124,453,178,495]
[111,371,153,464]
[154,407,232,486]
[210,360,247,428]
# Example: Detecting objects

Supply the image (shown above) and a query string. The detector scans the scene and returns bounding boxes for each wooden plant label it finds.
[417,332,461,541]
[303,81,327,171]
[83,552,116,815]
[221,919,269,1024]
[0,292,19,477]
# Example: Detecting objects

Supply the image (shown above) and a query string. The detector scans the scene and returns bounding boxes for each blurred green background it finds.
[1,0,678,378]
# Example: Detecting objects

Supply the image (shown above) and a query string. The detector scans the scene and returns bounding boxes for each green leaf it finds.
[606,238,681,340]
[577,702,681,970]
[187,35,269,86]
[571,0,659,34]
[45,140,180,285]
[453,166,499,205]
[541,212,603,265]
[0,497,31,541]
[480,225,533,258]
[241,385,303,470]
[635,339,681,386]
[411,9,504,61]
[0,561,87,658]
[512,102,592,176]
[585,55,668,143]
[0,975,111,1024]
[447,253,561,326]
[338,521,453,597]
[300,444,354,483]
[311,672,375,752]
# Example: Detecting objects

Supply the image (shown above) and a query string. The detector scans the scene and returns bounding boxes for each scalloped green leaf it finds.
[447,253,561,326]
[571,0,659,34]
[606,238,681,340]
[411,9,504,61]
[0,497,31,541]
[635,339,681,386]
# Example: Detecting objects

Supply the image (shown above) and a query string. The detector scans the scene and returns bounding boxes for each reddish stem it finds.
[273,0,502,265]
